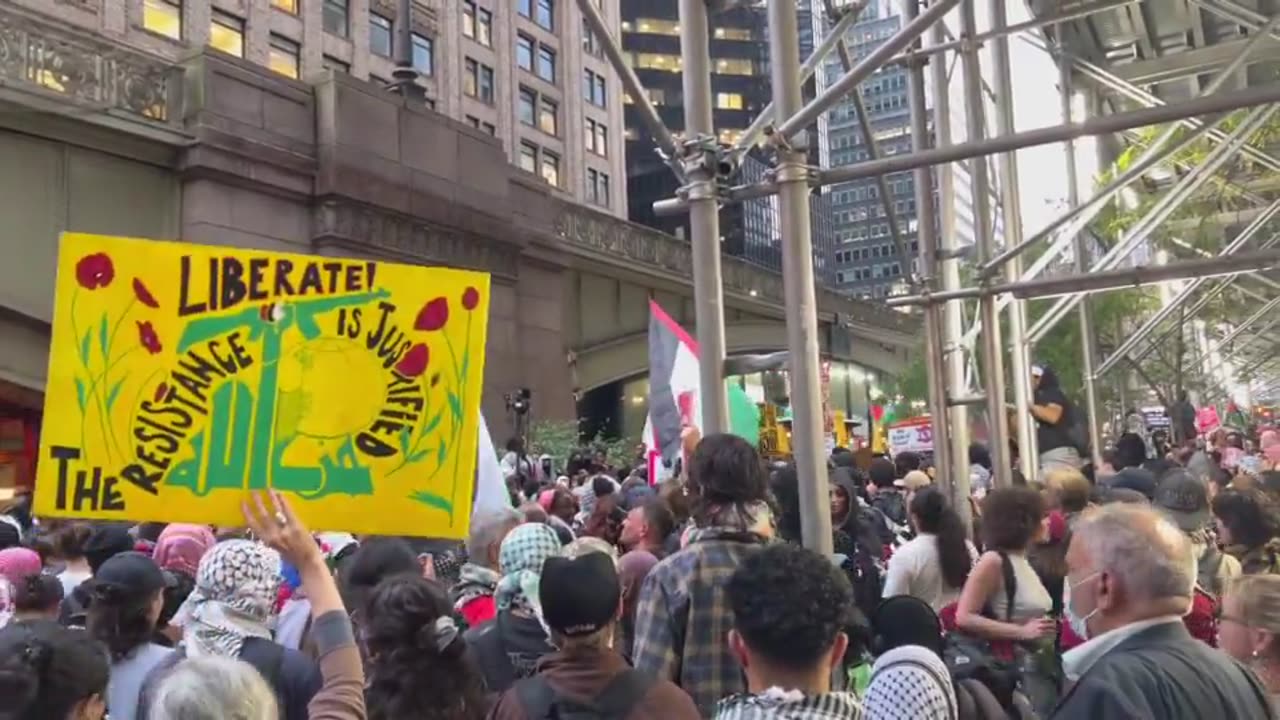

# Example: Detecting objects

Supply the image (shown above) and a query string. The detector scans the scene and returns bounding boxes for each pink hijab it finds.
[0,548,41,585]
[153,524,216,577]
[1261,430,1280,466]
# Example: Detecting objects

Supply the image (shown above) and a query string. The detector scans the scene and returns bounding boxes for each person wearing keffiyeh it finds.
[452,507,522,628]
[463,522,560,693]
[137,540,322,720]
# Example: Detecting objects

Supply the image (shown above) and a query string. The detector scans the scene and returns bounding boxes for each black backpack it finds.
[514,670,655,720]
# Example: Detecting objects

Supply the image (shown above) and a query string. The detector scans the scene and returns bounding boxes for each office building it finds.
[17,0,629,217]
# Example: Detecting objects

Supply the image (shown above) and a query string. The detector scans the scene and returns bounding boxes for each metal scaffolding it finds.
[581,0,1280,545]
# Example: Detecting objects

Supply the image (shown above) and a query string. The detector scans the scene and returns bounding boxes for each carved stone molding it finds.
[313,199,520,279]
[0,2,177,124]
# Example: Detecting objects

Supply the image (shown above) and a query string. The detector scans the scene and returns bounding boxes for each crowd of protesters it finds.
[3,400,1280,720]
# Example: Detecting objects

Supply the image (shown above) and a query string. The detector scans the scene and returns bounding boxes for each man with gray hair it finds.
[1052,504,1269,719]
[452,507,523,628]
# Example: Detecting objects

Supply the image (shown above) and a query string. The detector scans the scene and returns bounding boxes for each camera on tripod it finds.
[505,388,532,416]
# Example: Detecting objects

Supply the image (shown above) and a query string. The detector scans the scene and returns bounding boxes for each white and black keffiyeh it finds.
[174,539,281,658]
[862,645,957,720]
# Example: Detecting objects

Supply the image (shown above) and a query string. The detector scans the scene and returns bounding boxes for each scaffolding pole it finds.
[731,5,864,164]
[653,80,1280,215]
[775,0,962,142]
[957,0,1013,487]
[1067,73,1103,466]
[929,18,971,516]
[768,0,832,555]
[1027,103,1278,343]
[1093,200,1280,377]
[678,0,729,433]
[990,0,1036,478]
[903,0,952,503]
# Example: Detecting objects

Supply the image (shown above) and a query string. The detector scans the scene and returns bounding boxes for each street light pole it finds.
[768,0,832,555]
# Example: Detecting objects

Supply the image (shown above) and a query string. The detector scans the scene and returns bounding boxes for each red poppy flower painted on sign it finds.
[414,297,449,332]
[462,287,480,311]
[396,343,430,377]
[75,253,115,290]
[153,382,169,403]
[137,321,162,355]
[132,278,159,309]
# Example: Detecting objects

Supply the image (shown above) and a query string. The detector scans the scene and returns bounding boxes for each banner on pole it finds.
[35,233,490,538]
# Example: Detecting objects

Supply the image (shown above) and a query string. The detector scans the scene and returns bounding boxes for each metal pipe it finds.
[1027,103,1277,343]
[959,0,1013,488]
[652,79,1280,215]
[1167,236,1280,298]
[903,0,951,500]
[883,248,1280,305]
[678,0,729,433]
[931,18,971,504]
[891,0,1137,63]
[774,0,962,142]
[732,5,864,163]
[768,0,832,554]
[390,0,420,97]
[575,0,684,176]
[1214,295,1280,349]
[836,38,913,287]
[1070,74,1102,467]
[980,12,1280,279]
[1093,200,1280,377]
[990,0,1035,479]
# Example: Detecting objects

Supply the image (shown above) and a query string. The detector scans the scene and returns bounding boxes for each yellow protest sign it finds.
[35,233,489,538]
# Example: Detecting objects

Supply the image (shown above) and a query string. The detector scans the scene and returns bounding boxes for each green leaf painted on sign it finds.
[460,350,470,379]
[98,315,109,357]
[409,490,453,513]
[105,379,124,410]
[75,378,86,411]
[437,440,447,466]
[398,428,411,455]
[447,391,462,421]
[409,448,432,463]
[80,330,92,363]
[421,412,443,438]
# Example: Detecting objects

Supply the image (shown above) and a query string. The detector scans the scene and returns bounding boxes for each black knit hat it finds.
[539,553,619,637]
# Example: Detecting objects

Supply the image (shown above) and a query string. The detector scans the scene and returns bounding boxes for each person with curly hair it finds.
[632,434,774,716]
[363,576,485,720]
[713,542,861,719]
[1212,487,1280,575]
[86,552,173,720]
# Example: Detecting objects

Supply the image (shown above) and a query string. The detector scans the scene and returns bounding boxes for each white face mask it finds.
[1064,572,1101,641]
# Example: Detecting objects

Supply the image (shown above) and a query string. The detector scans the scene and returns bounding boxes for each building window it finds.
[267,35,300,78]
[482,121,496,135]
[323,55,350,73]
[143,0,182,40]
[536,46,556,83]
[587,168,610,206]
[538,96,558,136]
[516,35,534,71]
[323,0,348,37]
[412,33,434,75]
[519,141,538,173]
[583,19,601,56]
[535,0,554,30]
[369,13,392,57]
[633,18,679,35]
[466,58,495,104]
[271,0,297,14]
[631,53,682,72]
[714,26,752,40]
[518,87,536,126]
[467,5,493,46]
[540,151,560,187]
[209,11,244,57]
[714,58,754,75]
[585,118,607,156]
[583,69,606,106]
[715,92,744,110]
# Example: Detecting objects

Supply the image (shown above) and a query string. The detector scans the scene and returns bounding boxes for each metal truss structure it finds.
[576,0,1280,549]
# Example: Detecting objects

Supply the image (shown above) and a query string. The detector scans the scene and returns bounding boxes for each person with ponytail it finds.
[882,486,976,611]
[12,572,64,622]
[362,576,486,720]
[0,619,109,720]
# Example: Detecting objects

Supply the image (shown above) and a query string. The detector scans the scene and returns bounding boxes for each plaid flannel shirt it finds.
[631,528,769,716]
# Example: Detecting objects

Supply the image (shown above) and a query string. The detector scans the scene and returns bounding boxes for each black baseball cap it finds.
[539,553,620,637]
[84,525,136,573]
[1105,466,1157,501]
[1154,470,1210,532]
[93,552,172,603]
